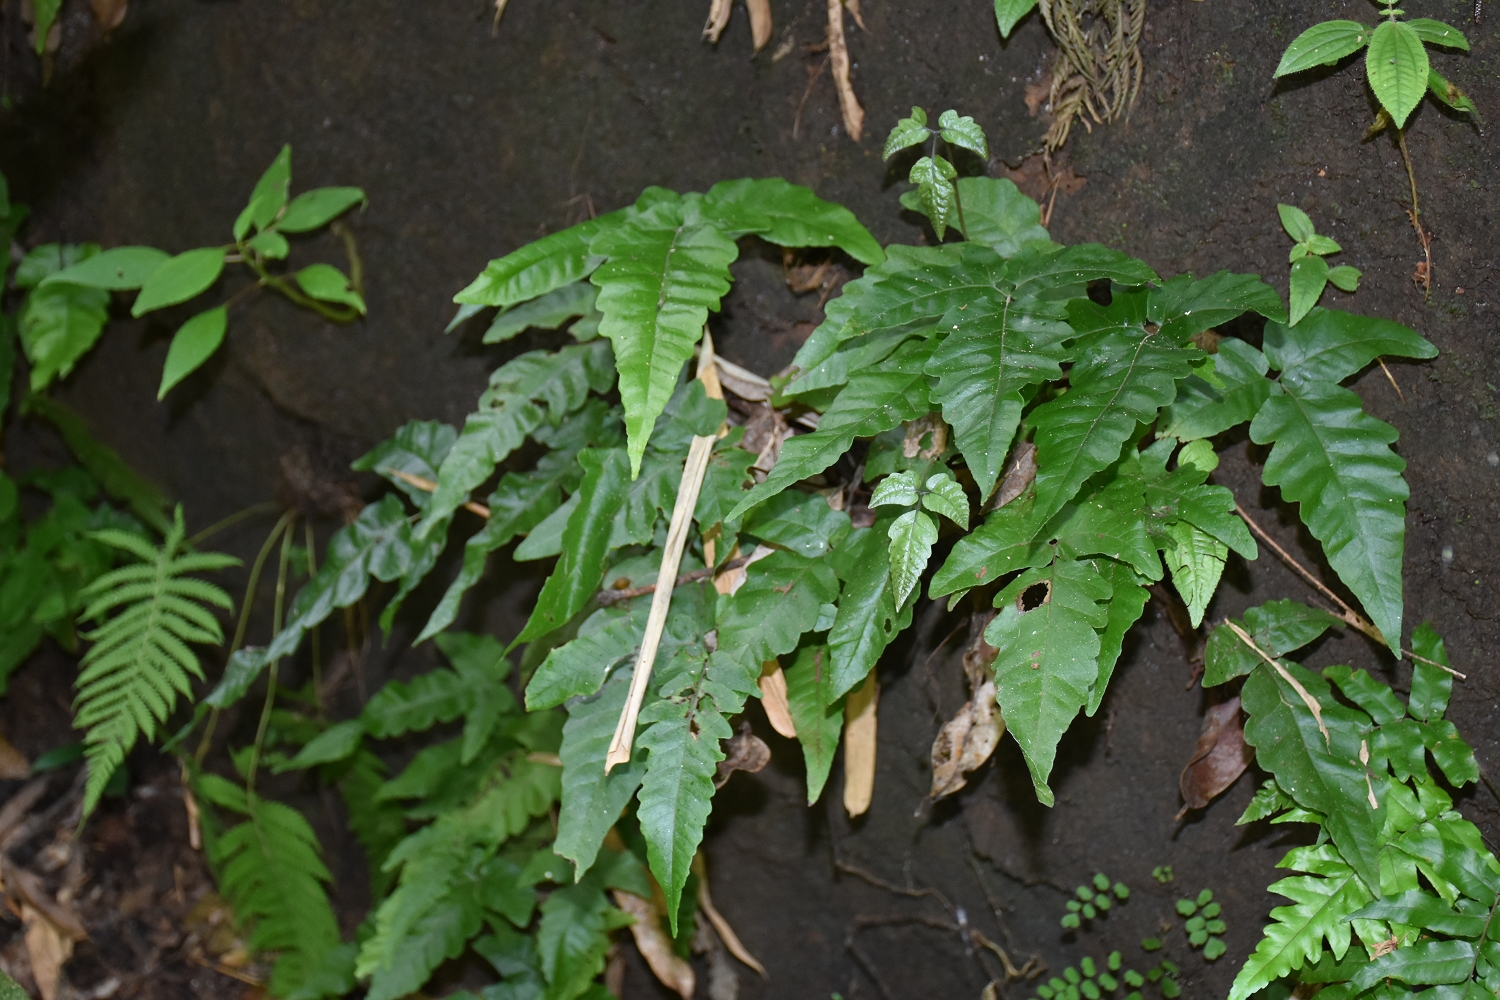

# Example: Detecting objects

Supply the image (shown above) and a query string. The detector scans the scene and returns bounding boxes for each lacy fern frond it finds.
[74,508,238,815]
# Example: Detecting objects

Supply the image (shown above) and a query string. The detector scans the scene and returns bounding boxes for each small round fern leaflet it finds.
[73,507,239,816]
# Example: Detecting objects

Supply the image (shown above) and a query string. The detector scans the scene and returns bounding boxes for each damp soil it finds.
[0,0,1497,998]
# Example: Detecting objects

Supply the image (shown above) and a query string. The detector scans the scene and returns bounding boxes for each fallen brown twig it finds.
[596,555,750,606]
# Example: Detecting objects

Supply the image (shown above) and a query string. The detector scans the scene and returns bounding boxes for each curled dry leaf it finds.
[930,612,1006,802]
[21,904,74,1000]
[613,891,696,999]
[1176,695,1253,819]
[758,661,798,738]
[825,0,864,141]
[714,720,771,789]
[990,440,1037,511]
[703,0,733,43]
[746,0,773,52]
[903,413,949,460]
[843,673,878,816]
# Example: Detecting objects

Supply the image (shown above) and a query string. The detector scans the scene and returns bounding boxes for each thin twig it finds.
[1395,128,1433,301]
[186,500,279,548]
[1376,357,1406,402]
[1226,621,1329,745]
[793,55,830,139]
[1233,502,1466,677]
[597,556,751,606]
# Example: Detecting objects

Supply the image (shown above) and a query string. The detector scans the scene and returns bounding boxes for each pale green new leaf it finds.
[19,283,110,391]
[1279,204,1318,243]
[484,282,599,343]
[937,109,987,158]
[869,471,920,508]
[1250,380,1408,651]
[886,509,938,611]
[158,307,229,399]
[41,246,169,290]
[235,146,292,238]
[1289,254,1330,326]
[909,155,959,239]
[131,247,226,317]
[784,644,844,803]
[591,203,737,476]
[1275,20,1372,77]
[74,511,237,816]
[700,177,884,265]
[1367,20,1430,128]
[920,473,969,528]
[984,558,1111,804]
[994,0,1039,36]
[453,209,625,308]
[1163,520,1227,627]
[883,107,931,159]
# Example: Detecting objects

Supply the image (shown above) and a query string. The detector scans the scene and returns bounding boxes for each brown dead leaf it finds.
[89,0,128,30]
[990,441,1037,511]
[2,863,86,942]
[714,721,771,789]
[826,0,863,141]
[703,0,733,42]
[999,154,1086,202]
[0,736,28,781]
[843,673,878,816]
[902,413,948,460]
[1024,77,1052,117]
[746,0,772,52]
[1176,696,1253,819]
[613,890,695,998]
[21,904,74,1000]
[758,661,798,738]
[929,680,1007,801]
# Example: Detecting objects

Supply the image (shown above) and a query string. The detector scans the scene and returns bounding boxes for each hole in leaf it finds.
[1020,581,1052,611]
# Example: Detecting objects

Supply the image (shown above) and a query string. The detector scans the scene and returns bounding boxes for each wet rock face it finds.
[2,1,1496,996]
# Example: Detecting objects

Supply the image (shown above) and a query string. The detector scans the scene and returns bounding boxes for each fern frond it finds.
[208,791,341,994]
[73,507,238,816]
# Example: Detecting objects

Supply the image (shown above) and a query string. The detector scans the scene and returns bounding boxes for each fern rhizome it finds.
[49,109,1486,1000]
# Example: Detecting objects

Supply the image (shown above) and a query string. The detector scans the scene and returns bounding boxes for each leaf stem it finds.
[245,517,295,793]
[186,500,280,548]
[1394,128,1432,301]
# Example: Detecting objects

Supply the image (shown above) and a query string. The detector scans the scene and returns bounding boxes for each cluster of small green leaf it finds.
[190,631,646,1000]
[1173,889,1227,961]
[1274,2,1475,127]
[1031,951,1179,1000]
[1278,205,1361,327]
[12,147,365,400]
[1203,606,1497,1000]
[1062,872,1130,929]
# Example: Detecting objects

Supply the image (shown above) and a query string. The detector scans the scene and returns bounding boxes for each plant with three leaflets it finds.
[29,146,366,399]
[883,106,990,239]
[1279,204,1362,326]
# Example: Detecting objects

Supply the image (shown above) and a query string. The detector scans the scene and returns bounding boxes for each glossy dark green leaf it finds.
[513,448,632,646]
[1056,473,1161,582]
[555,666,647,878]
[1391,818,1500,904]
[1142,463,1257,558]
[351,419,457,510]
[1422,719,1479,787]
[131,247,225,317]
[1149,271,1288,340]
[1408,621,1453,722]
[827,523,912,701]
[929,491,1051,600]
[1350,939,1475,991]
[1352,890,1486,938]
[1322,665,1404,725]
[276,186,367,233]
[157,307,228,399]
[937,109,988,158]
[1251,379,1408,651]
[701,177,884,265]
[784,644,844,803]
[1204,601,1342,687]
[717,549,841,664]
[1090,559,1150,714]
[741,489,851,559]
[954,177,1053,258]
[986,558,1111,804]
[1158,338,1273,442]
[1241,661,1383,888]
[1264,308,1435,389]
[909,155,959,239]
[1274,20,1371,76]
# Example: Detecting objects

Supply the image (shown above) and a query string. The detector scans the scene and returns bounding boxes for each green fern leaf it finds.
[207,792,341,994]
[1228,846,1374,1000]
[421,341,614,533]
[536,878,635,1000]
[361,668,473,738]
[350,419,456,512]
[1203,600,1342,687]
[1262,308,1435,389]
[555,667,648,879]
[729,339,934,520]
[364,887,485,1000]
[783,644,844,803]
[700,177,884,265]
[590,200,737,476]
[1162,521,1227,628]
[528,604,646,711]
[1089,559,1150,715]
[1250,380,1408,650]
[207,495,417,708]
[483,281,598,343]
[716,550,841,664]
[1159,338,1274,442]
[984,557,1112,805]
[74,510,237,816]
[929,491,1051,601]
[452,209,626,308]
[827,523,913,701]
[1030,292,1201,525]
[329,748,407,898]
[1148,271,1287,339]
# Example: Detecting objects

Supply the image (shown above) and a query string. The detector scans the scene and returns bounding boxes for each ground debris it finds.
[1176,695,1253,819]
